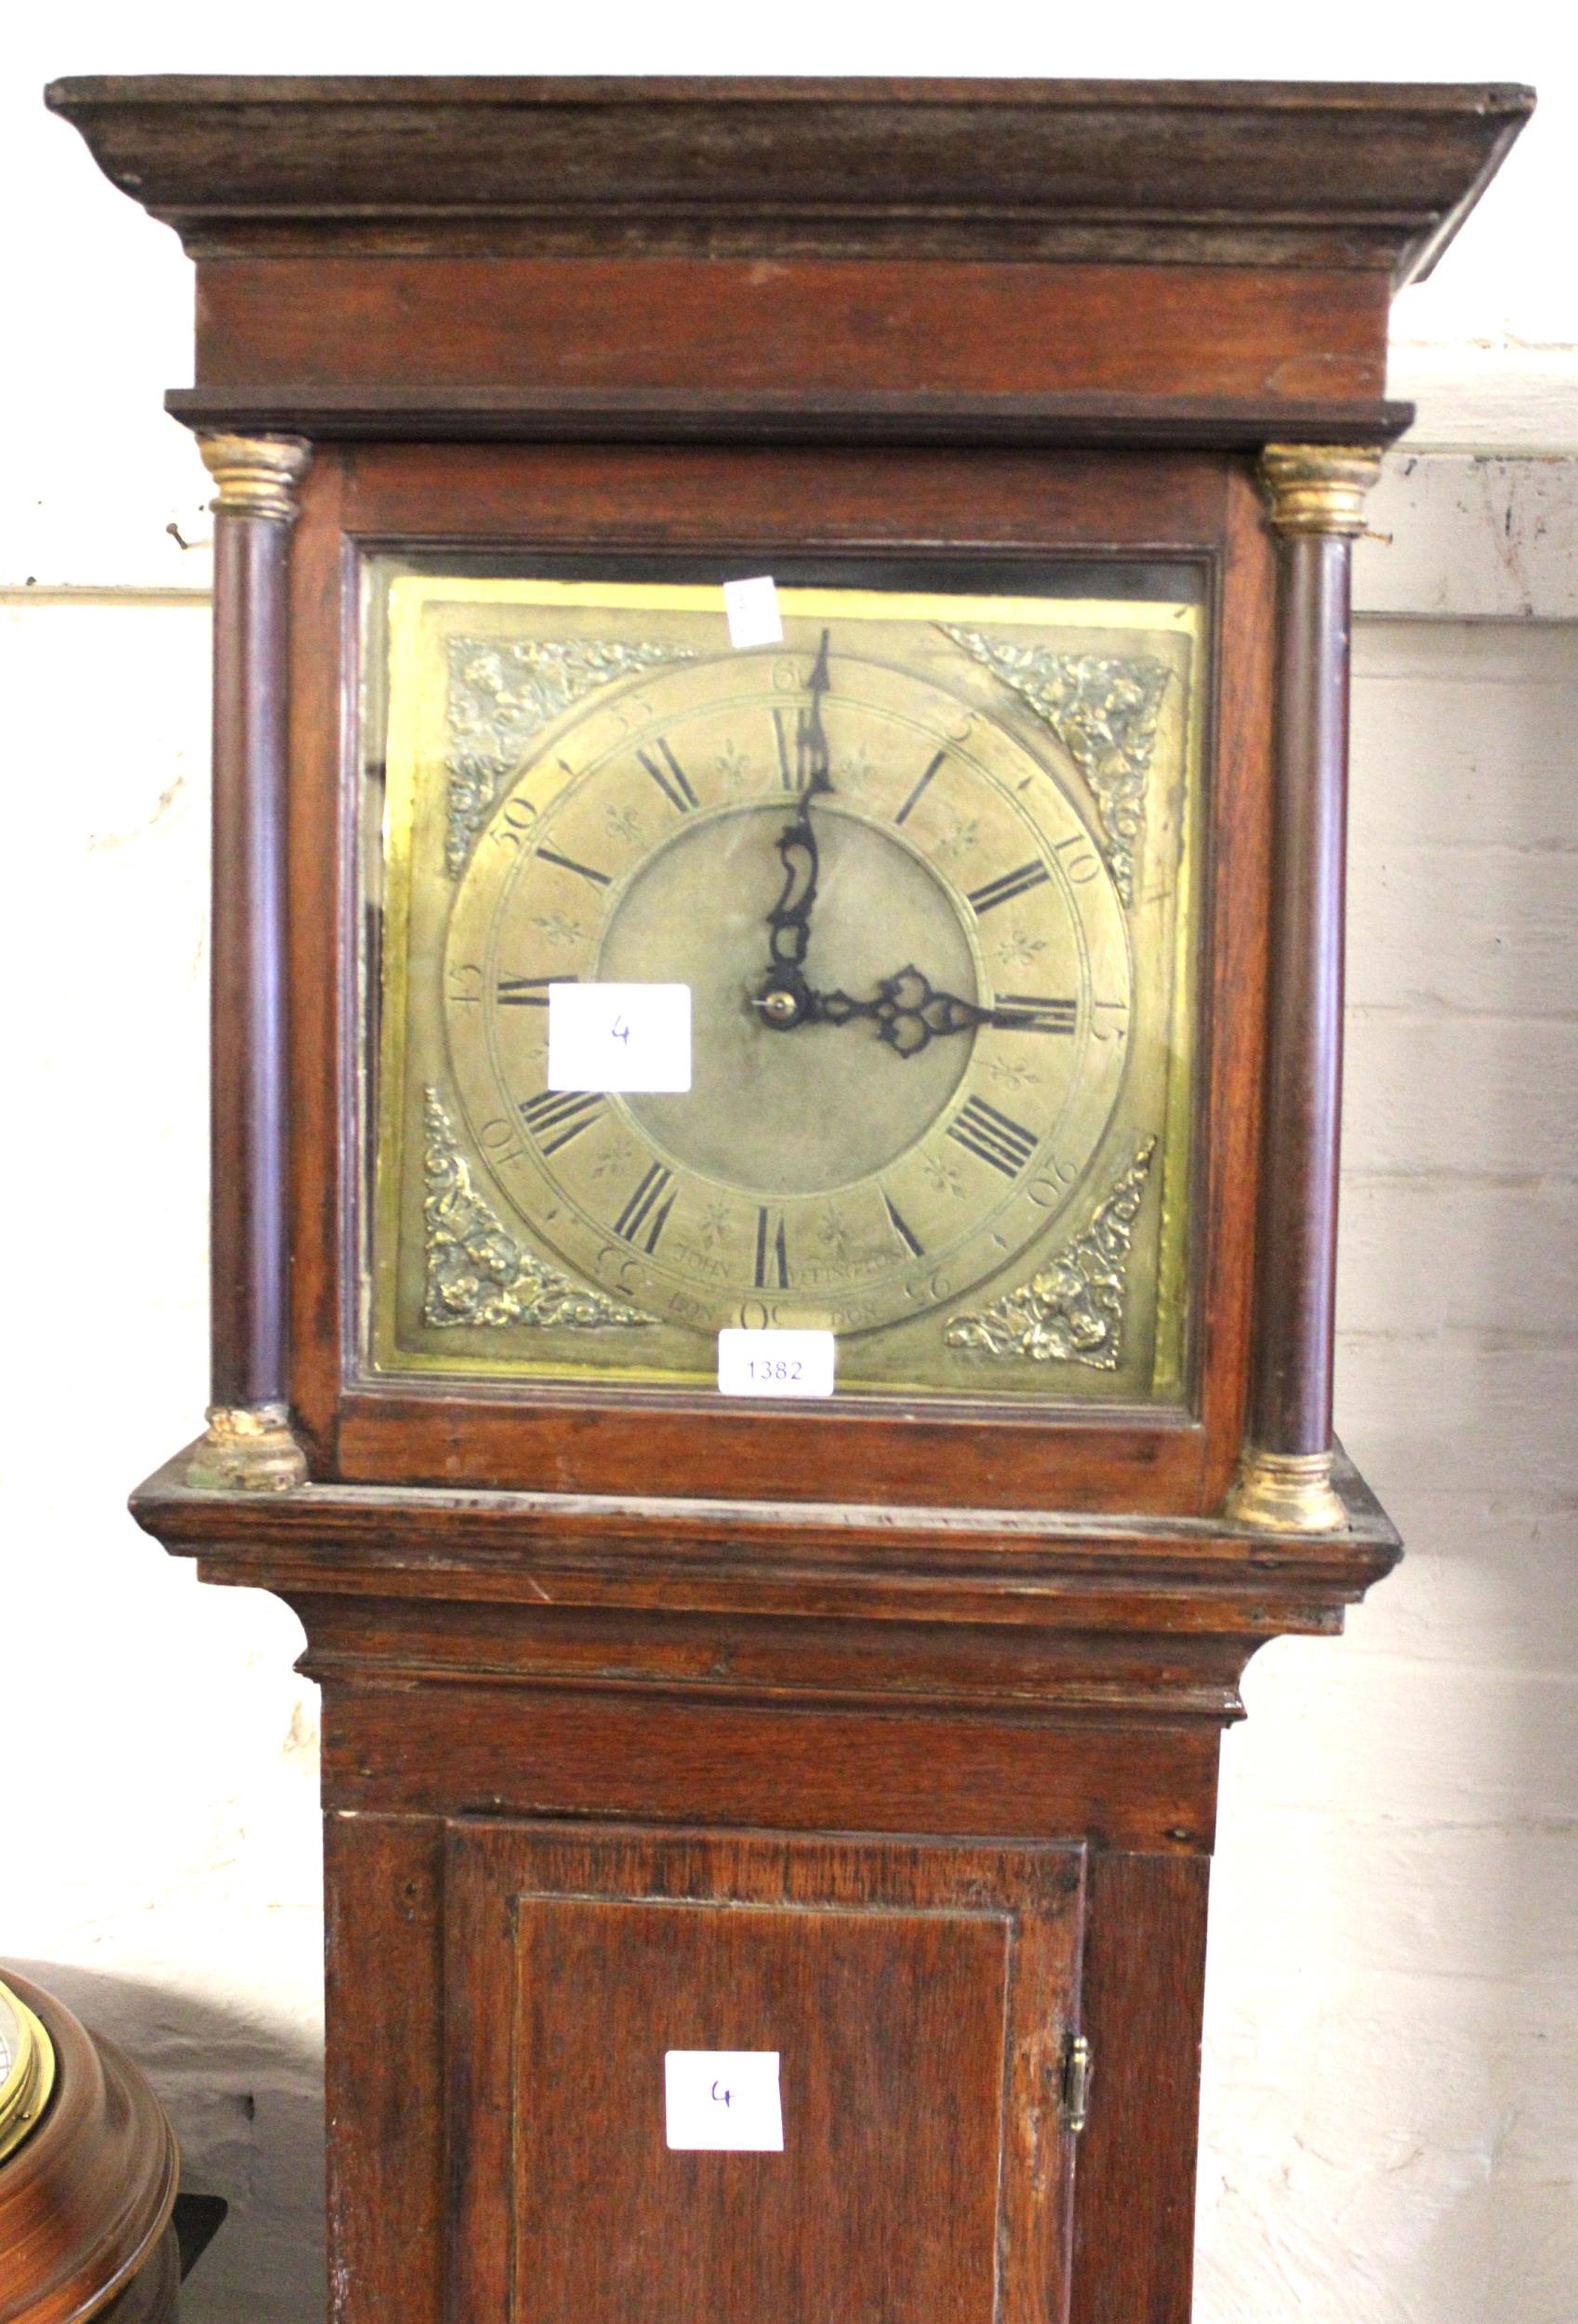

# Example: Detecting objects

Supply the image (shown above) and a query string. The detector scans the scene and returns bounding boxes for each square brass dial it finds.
[365,570,1203,1406]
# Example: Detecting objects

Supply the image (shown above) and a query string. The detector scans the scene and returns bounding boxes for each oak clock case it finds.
[365,565,1203,1409]
[47,65,1531,2324]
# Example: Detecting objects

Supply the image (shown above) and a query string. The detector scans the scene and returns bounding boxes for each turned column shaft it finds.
[191,434,311,1489]
[210,508,294,1406]
[1230,444,1381,1532]
[1253,528,1353,1455]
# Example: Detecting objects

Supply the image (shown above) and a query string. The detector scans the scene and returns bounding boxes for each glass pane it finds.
[361,561,1205,1408]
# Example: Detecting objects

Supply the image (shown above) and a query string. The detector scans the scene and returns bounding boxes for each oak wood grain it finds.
[290,1596,1282,1723]
[282,442,1265,1511]
[446,1822,1085,2324]
[166,384,1418,450]
[317,1677,1220,1853]
[1192,465,1279,1504]
[1070,1853,1211,2324]
[128,1444,1400,1647]
[189,257,1393,406]
[323,1816,444,2324]
[56,74,1480,2324]
[47,76,1532,281]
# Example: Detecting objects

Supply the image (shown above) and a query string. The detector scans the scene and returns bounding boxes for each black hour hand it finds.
[813,966,1071,1058]
[813,964,977,1056]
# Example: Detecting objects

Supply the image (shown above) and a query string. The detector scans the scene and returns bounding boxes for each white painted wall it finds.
[5,10,1574,2322]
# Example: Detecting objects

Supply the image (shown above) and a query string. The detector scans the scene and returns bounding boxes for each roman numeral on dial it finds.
[496,972,566,1008]
[754,1207,790,1288]
[947,1095,1040,1178]
[967,860,1051,915]
[537,846,612,888]
[772,708,801,791]
[520,1089,604,1155]
[882,1191,923,1258]
[993,992,1078,1035]
[895,749,946,826]
[614,1161,677,1252]
[637,738,698,813]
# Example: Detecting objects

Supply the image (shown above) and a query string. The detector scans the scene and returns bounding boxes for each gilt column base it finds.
[1224,1446,1346,1535]
[185,1403,309,1492]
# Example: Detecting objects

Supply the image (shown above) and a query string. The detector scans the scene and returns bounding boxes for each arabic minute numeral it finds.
[946,1095,1040,1178]
[1054,833,1103,885]
[478,1116,528,1169]
[490,795,538,851]
[967,860,1051,916]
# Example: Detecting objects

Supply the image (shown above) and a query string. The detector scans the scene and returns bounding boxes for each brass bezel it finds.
[0,1980,56,2164]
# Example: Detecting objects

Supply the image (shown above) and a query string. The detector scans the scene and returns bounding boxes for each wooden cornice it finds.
[47,76,1532,281]
[47,78,1531,442]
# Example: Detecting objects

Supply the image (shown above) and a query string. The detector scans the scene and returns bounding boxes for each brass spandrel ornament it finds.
[421,1086,657,1331]
[937,628,1174,906]
[444,636,698,876]
[945,1137,1158,1370]
[368,573,1202,1404]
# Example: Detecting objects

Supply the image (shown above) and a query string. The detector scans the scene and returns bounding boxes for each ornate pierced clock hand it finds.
[756,630,833,1030]
[806,964,1073,1059]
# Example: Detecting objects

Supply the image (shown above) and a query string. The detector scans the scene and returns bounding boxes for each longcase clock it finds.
[50,74,1530,2324]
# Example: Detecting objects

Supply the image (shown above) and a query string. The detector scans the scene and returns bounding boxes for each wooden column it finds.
[1226,444,1382,1534]
[185,433,312,1491]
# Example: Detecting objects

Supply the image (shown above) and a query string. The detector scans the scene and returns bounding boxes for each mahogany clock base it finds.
[133,1447,1397,2324]
[0,1972,179,2324]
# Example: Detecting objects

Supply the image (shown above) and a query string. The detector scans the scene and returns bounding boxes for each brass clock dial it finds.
[368,575,1201,1404]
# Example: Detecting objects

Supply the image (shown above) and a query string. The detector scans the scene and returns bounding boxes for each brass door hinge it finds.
[1060,2032,1093,2134]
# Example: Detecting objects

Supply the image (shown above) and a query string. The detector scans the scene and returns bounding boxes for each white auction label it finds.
[665,2051,784,2152]
[717,1327,836,1399]
[723,574,784,650]
[547,983,691,1093]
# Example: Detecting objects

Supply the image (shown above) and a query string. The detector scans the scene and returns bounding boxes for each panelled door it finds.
[444,1819,1087,2324]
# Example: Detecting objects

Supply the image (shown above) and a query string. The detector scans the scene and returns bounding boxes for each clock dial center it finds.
[756,984,807,1028]
[595,798,979,1196]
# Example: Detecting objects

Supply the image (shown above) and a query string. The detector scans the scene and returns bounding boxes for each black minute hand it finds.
[756,629,833,1030]
[810,964,1072,1059]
